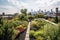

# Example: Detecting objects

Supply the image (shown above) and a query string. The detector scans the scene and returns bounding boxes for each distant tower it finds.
[31,9,33,12]
[50,9,53,14]
[51,9,53,12]
[2,12,5,15]
[56,7,58,16]
[44,10,47,14]
[45,10,46,12]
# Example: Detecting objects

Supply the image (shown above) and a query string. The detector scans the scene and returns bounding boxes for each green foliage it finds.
[3,23,13,40]
[0,16,3,26]
[28,15,35,21]
[13,21,21,27]
[0,21,14,40]
[31,24,38,30]
[35,13,44,18]
[44,23,58,40]
[54,16,58,23]
[20,9,27,16]
[30,19,59,40]
[0,27,3,40]
[34,31,44,38]
[18,14,28,21]
[30,30,35,38]
[36,36,44,40]
[31,20,45,31]
[0,11,28,40]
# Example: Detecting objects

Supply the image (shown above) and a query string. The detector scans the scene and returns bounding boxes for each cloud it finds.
[7,0,28,9]
[0,5,18,14]
[52,1,60,6]
[0,0,60,14]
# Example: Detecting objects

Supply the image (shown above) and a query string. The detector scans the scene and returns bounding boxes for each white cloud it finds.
[0,0,60,14]
[7,0,54,10]
[7,0,28,8]
[0,5,13,9]
[0,5,18,14]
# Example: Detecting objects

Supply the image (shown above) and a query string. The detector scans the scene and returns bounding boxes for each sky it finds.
[0,0,60,14]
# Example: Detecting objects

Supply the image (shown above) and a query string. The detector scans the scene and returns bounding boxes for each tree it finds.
[20,9,27,16]
[18,14,27,21]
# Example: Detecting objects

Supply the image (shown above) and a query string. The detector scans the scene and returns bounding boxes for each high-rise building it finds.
[50,9,53,14]
[51,9,53,12]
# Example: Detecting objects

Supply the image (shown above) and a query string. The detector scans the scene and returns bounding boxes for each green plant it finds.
[36,36,44,40]
[54,16,58,23]
[30,19,59,40]
[0,16,3,26]
[0,21,14,40]
[35,13,44,18]
[20,9,27,16]
[30,30,35,38]
[44,23,58,40]
[28,15,35,21]
[18,14,28,21]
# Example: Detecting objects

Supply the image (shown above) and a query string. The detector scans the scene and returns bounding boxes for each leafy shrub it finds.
[35,13,44,18]
[30,19,59,40]
[36,36,44,40]
[16,25,23,29]
[28,15,35,21]
[0,22,14,40]
[44,23,59,40]
[18,14,28,21]
[34,31,44,38]
[54,16,58,23]
[30,30,35,38]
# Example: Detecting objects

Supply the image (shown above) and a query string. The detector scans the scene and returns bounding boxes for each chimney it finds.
[2,12,5,15]
[56,7,58,16]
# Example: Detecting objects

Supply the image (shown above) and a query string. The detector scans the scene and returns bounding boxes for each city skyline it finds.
[0,0,60,14]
